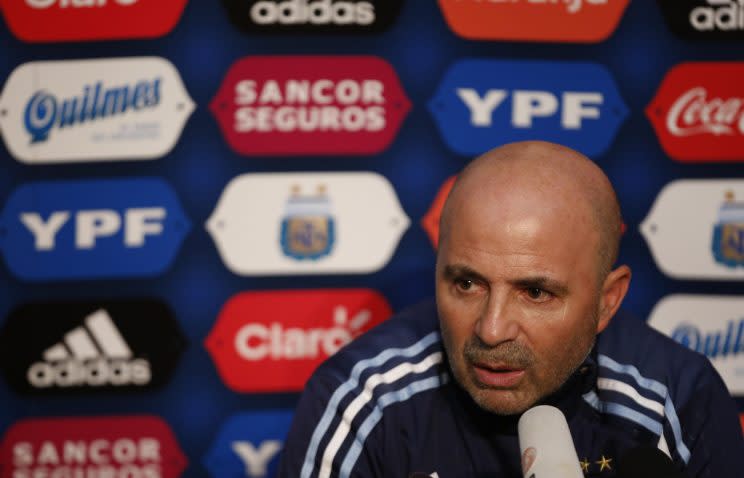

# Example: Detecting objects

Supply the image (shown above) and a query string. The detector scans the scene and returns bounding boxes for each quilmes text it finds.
[24,78,161,143]
[671,318,744,359]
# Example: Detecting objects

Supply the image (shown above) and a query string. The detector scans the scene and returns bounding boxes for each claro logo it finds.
[2,0,187,42]
[249,0,375,25]
[234,305,370,360]
[205,289,391,392]
[24,0,138,8]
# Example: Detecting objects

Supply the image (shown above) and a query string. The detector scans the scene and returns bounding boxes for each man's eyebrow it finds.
[441,264,488,283]
[511,277,569,296]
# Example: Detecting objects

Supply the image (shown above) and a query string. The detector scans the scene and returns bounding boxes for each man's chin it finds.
[468,386,536,416]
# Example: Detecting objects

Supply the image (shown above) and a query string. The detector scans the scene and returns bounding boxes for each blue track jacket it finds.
[278,300,744,478]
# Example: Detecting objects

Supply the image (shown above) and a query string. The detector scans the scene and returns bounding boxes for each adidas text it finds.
[250,0,375,26]
[27,358,151,388]
[691,0,744,31]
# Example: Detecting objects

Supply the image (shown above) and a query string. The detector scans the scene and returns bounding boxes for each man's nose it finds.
[474,292,520,346]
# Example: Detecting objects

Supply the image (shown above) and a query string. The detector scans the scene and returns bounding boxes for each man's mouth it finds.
[471,362,525,388]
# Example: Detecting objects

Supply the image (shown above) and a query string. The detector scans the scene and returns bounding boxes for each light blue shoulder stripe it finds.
[339,373,450,478]
[597,354,691,463]
[300,331,441,478]
[583,390,663,435]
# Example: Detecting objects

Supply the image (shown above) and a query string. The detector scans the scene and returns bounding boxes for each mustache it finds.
[463,336,535,369]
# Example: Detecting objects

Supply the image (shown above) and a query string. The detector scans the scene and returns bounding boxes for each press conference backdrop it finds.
[0,0,742,476]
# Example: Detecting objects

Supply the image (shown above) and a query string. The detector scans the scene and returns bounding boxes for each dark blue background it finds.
[0,1,742,476]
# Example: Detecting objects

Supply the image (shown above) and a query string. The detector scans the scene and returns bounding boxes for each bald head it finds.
[440,141,622,281]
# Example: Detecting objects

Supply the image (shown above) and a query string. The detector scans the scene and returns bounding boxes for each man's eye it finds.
[455,279,474,291]
[526,288,549,301]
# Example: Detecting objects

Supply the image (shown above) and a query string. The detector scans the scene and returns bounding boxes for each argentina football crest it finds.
[280,184,335,260]
[712,191,744,268]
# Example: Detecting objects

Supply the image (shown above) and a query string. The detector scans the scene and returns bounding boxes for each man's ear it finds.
[596,265,631,334]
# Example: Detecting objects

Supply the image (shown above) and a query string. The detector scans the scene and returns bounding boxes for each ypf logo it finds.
[429,60,628,158]
[647,62,744,162]
[0,178,191,281]
[203,411,293,478]
[0,57,194,165]
[641,180,744,280]
[205,289,391,392]
[436,0,630,42]
[0,300,185,395]
[0,416,187,478]
[210,56,411,156]
[1,0,188,42]
[657,0,744,40]
[220,0,403,34]
[648,295,744,395]
[206,172,409,276]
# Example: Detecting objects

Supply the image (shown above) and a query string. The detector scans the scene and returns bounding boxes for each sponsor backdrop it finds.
[0,0,743,476]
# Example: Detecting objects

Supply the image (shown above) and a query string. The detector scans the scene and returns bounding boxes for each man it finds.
[278,141,743,477]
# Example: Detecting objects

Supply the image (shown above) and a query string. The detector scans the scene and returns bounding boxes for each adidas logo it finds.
[691,0,744,31]
[250,0,376,26]
[26,309,151,388]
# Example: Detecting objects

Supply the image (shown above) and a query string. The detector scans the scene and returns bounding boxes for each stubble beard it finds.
[442,323,597,416]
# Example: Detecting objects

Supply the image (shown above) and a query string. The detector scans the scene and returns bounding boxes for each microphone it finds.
[616,446,685,478]
[517,405,583,478]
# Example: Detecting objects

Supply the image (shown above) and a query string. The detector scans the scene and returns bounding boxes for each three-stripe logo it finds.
[0,299,186,395]
[27,308,151,389]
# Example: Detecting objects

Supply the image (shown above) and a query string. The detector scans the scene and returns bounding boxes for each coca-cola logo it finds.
[666,87,744,137]
[647,62,744,162]
[1,0,188,42]
[219,0,403,34]
[204,289,391,392]
[0,416,188,478]
[657,0,744,40]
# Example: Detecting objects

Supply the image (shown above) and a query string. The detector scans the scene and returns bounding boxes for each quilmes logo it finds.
[0,178,191,281]
[428,60,628,157]
[647,62,744,162]
[209,56,411,155]
[205,289,391,392]
[657,0,744,40]
[712,191,744,268]
[0,300,185,395]
[640,180,744,280]
[220,0,403,34]
[436,0,630,42]
[0,57,194,164]
[648,295,744,394]
[1,0,188,42]
[203,411,293,478]
[24,78,162,144]
[206,172,409,276]
[0,416,187,478]
[280,184,334,260]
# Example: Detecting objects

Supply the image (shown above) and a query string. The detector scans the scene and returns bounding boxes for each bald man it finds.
[279,141,743,478]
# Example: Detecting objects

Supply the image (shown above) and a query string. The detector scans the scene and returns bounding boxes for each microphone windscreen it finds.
[517,405,583,478]
[616,446,684,478]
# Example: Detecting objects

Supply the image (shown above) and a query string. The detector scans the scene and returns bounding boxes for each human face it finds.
[436,202,603,415]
